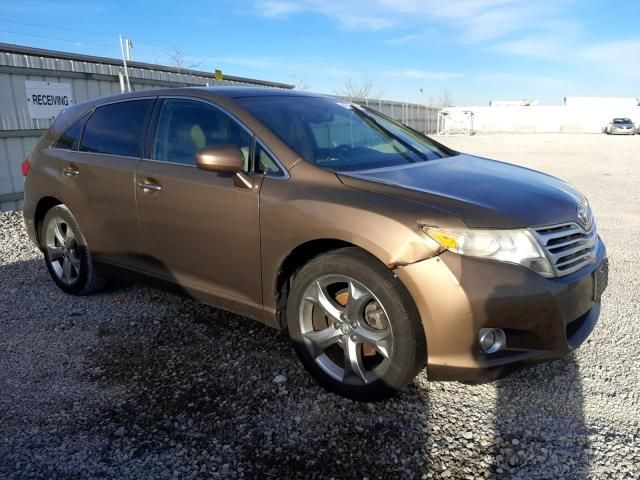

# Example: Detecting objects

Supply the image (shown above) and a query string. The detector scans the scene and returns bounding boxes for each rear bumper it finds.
[395,238,608,382]
[611,129,636,135]
[22,191,39,248]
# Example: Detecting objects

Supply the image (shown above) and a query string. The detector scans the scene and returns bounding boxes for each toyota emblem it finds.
[577,204,592,230]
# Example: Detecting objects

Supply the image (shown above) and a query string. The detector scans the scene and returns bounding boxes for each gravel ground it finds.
[1,133,639,479]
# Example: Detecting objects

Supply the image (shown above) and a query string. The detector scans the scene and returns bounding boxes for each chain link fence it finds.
[336,96,440,135]
[1,43,442,210]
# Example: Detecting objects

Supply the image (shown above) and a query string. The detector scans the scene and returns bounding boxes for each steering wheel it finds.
[331,144,352,160]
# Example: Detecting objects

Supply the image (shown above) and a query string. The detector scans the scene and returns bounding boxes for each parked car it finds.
[22,88,608,400]
[604,118,637,134]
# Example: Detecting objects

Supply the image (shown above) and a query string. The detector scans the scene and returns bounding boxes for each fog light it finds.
[478,328,506,354]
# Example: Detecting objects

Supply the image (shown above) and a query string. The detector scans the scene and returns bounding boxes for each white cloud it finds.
[489,19,583,59]
[384,33,422,46]
[255,0,394,30]
[248,0,640,87]
[259,1,303,17]
[581,39,640,63]
[492,36,570,59]
[580,39,640,77]
[492,31,640,79]
[384,69,461,80]
[252,0,575,42]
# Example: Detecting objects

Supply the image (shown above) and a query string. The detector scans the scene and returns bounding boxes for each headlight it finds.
[421,226,554,277]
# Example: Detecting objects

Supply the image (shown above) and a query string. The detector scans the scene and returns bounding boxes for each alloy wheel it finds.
[299,275,393,385]
[45,217,81,285]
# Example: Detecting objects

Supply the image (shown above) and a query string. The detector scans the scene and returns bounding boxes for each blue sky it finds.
[1,0,638,105]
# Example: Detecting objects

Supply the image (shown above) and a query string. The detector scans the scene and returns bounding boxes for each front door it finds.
[135,98,262,306]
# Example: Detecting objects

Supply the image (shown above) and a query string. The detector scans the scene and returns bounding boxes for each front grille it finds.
[532,222,598,276]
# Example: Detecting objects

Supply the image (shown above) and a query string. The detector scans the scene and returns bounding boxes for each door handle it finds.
[62,166,79,177]
[137,180,162,192]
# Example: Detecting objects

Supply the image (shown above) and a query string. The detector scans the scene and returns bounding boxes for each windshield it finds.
[613,118,632,124]
[235,96,451,171]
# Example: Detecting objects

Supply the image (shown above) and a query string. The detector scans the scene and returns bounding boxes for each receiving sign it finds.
[25,80,74,119]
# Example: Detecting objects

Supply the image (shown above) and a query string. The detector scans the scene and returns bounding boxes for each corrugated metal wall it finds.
[1,43,440,212]
[0,136,38,210]
[0,42,294,211]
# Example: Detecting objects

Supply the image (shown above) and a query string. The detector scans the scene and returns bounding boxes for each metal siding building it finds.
[0,42,293,211]
[0,42,439,211]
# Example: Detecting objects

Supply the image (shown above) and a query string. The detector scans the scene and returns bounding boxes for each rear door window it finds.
[80,99,154,157]
[152,98,253,168]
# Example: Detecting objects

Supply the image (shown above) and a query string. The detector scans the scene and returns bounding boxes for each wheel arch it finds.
[275,238,366,328]
[273,237,420,329]
[34,196,63,247]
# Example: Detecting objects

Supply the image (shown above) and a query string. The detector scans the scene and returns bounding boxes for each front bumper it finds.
[395,238,607,382]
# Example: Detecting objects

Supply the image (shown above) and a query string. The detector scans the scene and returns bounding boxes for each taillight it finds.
[21,157,30,177]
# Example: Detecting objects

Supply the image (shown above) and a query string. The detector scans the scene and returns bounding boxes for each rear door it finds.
[56,98,155,267]
[134,97,263,306]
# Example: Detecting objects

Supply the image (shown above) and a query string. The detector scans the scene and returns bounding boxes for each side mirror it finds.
[196,144,245,173]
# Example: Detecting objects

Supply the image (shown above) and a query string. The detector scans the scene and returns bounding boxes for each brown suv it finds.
[23,88,608,400]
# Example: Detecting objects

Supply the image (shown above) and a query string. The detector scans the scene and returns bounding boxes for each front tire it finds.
[286,248,427,401]
[41,205,106,295]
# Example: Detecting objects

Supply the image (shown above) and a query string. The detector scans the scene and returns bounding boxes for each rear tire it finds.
[40,205,106,295]
[286,247,427,401]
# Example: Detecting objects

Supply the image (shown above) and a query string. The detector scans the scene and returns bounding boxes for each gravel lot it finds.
[1,133,638,479]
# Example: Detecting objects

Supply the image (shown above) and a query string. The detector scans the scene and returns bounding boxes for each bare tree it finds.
[166,45,202,72]
[335,76,383,100]
[436,90,455,108]
[291,75,310,91]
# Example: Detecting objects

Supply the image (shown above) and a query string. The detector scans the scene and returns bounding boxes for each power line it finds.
[0,29,178,69]
[0,29,174,66]
[0,20,201,67]
[0,18,115,38]
[0,28,118,50]
[0,18,170,53]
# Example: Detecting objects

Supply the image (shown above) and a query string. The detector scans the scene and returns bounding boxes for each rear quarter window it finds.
[52,113,90,150]
[80,99,154,157]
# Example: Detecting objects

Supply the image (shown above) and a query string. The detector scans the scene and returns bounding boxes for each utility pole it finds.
[119,34,132,93]
[420,88,427,134]
[125,38,133,61]
[118,72,126,94]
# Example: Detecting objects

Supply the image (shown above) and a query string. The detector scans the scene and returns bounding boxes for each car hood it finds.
[337,154,587,229]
